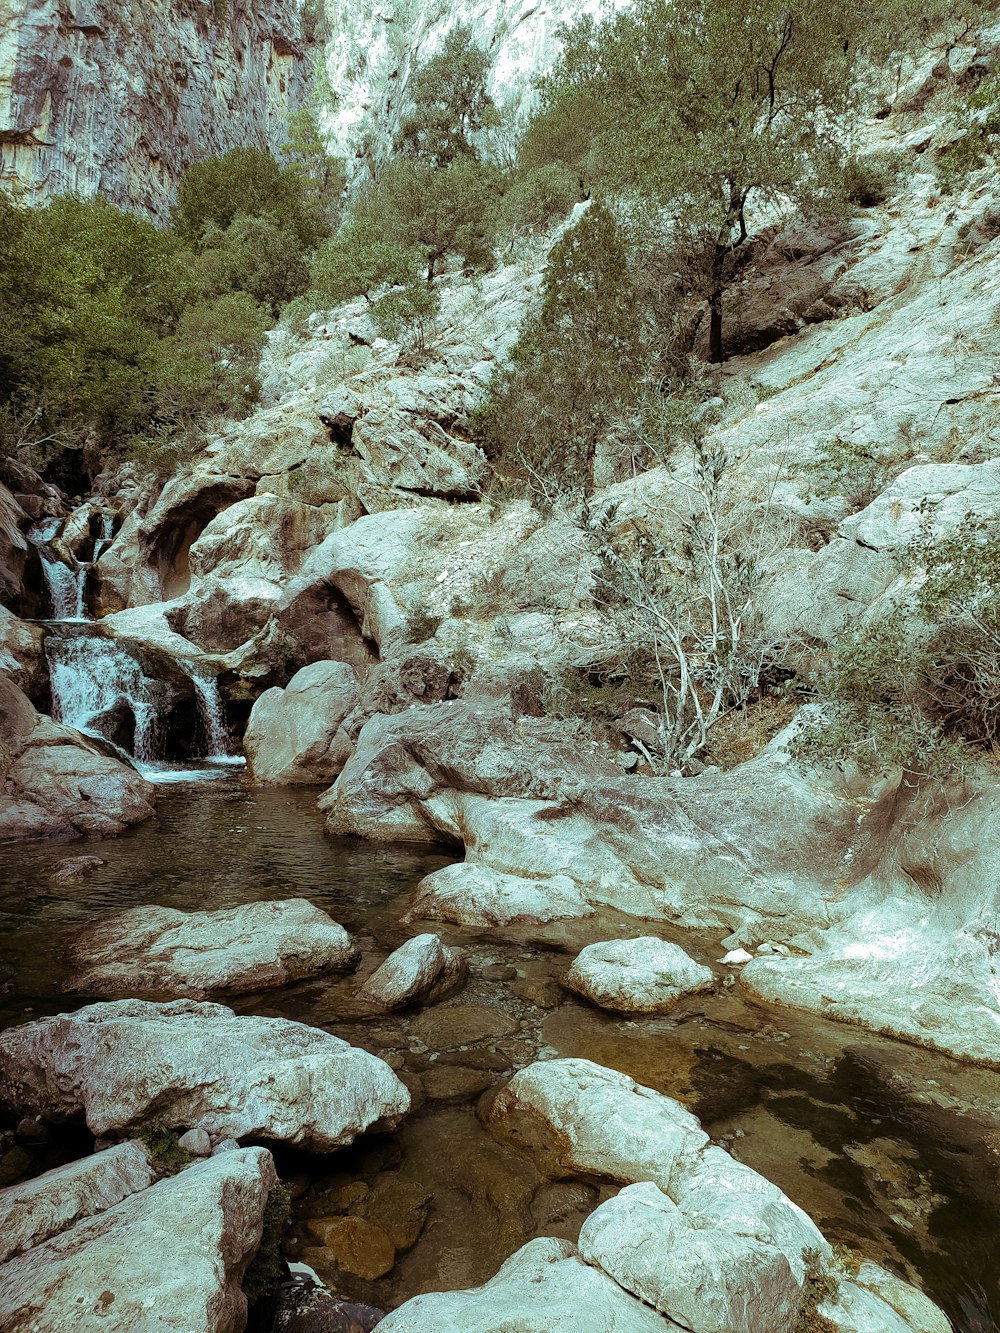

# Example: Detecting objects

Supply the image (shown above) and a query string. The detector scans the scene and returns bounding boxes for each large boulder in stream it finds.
[0,1147,276,1333]
[0,677,155,843]
[63,898,359,997]
[357,933,467,1010]
[564,937,714,1014]
[0,999,409,1150]
[244,660,360,784]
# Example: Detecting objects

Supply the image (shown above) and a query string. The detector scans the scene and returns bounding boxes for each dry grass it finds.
[704,696,797,769]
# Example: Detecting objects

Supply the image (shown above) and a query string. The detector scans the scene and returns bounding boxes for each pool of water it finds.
[1,778,998,1330]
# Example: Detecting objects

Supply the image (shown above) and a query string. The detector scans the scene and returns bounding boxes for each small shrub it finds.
[242,1183,292,1305]
[797,438,902,513]
[499,165,581,235]
[842,152,900,207]
[795,1248,838,1332]
[135,1119,195,1177]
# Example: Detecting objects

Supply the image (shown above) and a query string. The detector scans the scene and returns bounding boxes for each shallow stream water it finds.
[1,778,998,1331]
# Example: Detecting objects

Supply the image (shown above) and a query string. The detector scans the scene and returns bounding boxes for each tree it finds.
[151,292,270,427]
[396,26,496,167]
[172,147,329,251]
[548,0,888,361]
[193,215,311,314]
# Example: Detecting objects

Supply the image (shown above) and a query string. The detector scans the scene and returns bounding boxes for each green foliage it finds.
[396,26,495,167]
[939,73,1000,189]
[373,280,441,352]
[150,292,269,428]
[135,1119,195,1177]
[842,152,902,207]
[798,438,899,512]
[242,1184,292,1306]
[172,147,329,251]
[284,104,346,226]
[193,215,311,314]
[309,224,423,305]
[498,165,581,236]
[795,1248,838,1332]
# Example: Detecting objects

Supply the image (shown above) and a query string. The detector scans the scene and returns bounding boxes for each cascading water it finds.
[27,518,86,620]
[46,633,165,761]
[189,667,233,760]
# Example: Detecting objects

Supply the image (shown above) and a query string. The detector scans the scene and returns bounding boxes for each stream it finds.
[1,778,998,1331]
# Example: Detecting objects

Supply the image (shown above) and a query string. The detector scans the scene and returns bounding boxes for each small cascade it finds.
[46,633,164,761]
[91,511,116,564]
[27,518,86,621]
[189,668,232,759]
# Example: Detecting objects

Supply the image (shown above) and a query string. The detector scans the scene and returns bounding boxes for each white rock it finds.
[357,934,466,1010]
[410,863,594,926]
[63,898,358,997]
[0,1147,276,1333]
[0,999,409,1151]
[244,661,360,785]
[564,937,714,1013]
[722,948,754,965]
[375,1236,671,1331]
[0,1143,155,1264]
[487,1058,708,1193]
[578,1182,802,1333]
[177,1128,211,1156]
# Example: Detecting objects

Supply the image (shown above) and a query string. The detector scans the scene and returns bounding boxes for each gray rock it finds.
[177,1128,211,1157]
[0,1147,277,1333]
[49,855,105,884]
[409,864,593,927]
[357,934,467,1010]
[245,661,360,785]
[63,899,359,998]
[210,1139,240,1157]
[0,999,409,1151]
[564,937,714,1013]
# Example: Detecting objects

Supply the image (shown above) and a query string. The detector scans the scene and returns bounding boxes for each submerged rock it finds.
[0,1147,276,1333]
[564,937,714,1014]
[357,933,467,1010]
[0,999,409,1151]
[63,898,359,997]
[410,863,593,926]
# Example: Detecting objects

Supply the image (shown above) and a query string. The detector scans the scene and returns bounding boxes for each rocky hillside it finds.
[0,0,309,219]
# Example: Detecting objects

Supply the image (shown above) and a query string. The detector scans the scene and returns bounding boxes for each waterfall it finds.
[47,633,164,761]
[27,519,86,620]
[189,668,231,759]
[91,512,116,564]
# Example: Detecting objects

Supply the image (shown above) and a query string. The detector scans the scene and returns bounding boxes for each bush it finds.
[172,147,329,250]
[498,165,581,235]
[842,152,900,207]
[242,1184,292,1305]
[373,280,442,352]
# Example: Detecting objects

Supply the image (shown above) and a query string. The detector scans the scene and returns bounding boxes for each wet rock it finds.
[357,934,467,1011]
[0,1133,33,1188]
[529,1180,600,1235]
[410,1003,520,1051]
[410,864,593,927]
[49,855,105,884]
[13,1118,49,1147]
[487,1058,709,1191]
[306,1216,395,1280]
[63,898,359,998]
[577,1181,803,1333]
[822,1260,952,1333]
[564,937,714,1014]
[0,1147,276,1333]
[0,999,409,1151]
[421,1065,494,1101]
[245,661,360,785]
[511,977,563,1008]
[375,1235,670,1331]
[0,1142,155,1264]
[274,1285,385,1333]
[355,1178,429,1251]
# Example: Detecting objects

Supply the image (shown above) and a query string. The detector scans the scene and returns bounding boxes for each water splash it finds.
[27,518,86,620]
[189,667,232,760]
[46,634,164,761]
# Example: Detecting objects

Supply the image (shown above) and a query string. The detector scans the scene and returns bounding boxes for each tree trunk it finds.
[708,286,724,364]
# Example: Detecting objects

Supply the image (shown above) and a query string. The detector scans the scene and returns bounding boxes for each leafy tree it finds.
[284,104,346,223]
[172,147,329,250]
[308,224,423,305]
[150,293,270,427]
[193,215,311,314]
[546,0,889,361]
[396,26,496,167]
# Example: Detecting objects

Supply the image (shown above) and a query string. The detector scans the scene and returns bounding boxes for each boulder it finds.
[0,1147,276,1333]
[410,864,593,926]
[357,933,467,1010]
[564,937,714,1013]
[375,1236,671,1331]
[577,1181,803,1333]
[245,661,360,785]
[64,899,359,997]
[0,999,409,1150]
[352,407,488,499]
[0,1142,155,1264]
[486,1059,709,1192]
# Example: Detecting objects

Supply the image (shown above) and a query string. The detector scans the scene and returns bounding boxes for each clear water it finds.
[0,779,997,1329]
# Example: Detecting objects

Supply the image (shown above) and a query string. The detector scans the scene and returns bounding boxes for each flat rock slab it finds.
[410,1004,520,1050]
[0,1147,275,1333]
[565,937,714,1013]
[63,898,359,997]
[0,1142,155,1264]
[375,1236,671,1331]
[0,999,409,1151]
[357,933,467,1010]
[409,864,593,927]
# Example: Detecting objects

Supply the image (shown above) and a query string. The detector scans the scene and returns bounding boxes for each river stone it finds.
[577,1181,803,1333]
[357,934,467,1010]
[410,1003,520,1050]
[0,1147,276,1333]
[0,1142,155,1264]
[306,1216,396,1280]
[0,999,410,1151]
[564,937,714,1013]
[420,1065,494,1101]
[409,863,594,926]
[355,1178,430,1251]
[486,1058,709,1192]
[375,1236,671,1331]
[244,660,360,785]
[831,1261,952,1333]
[50,855,105,884]
[62,898,359,997]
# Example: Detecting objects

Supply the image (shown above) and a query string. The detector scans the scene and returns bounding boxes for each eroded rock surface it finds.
[410,864,594,927]
[564,937,714,1014]
[245,660,360,785]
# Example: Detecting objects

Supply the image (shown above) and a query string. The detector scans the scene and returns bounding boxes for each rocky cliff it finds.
[0,0,309,219]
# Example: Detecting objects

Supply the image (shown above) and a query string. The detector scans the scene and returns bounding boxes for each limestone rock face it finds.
[357,933,467,1010]
[375,1235,672,1332]
[0,1142,155,1264]
[63,898,359,997]
[245,660,360,785]
[0,999,410,1150]
[564,937,714,1013]
[0,0,308,220]
[0,1147,277,1333]
[0,677,155,844]
[410,864,594,926]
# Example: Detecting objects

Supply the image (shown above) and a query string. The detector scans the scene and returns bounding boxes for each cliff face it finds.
[0,0,309,220]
